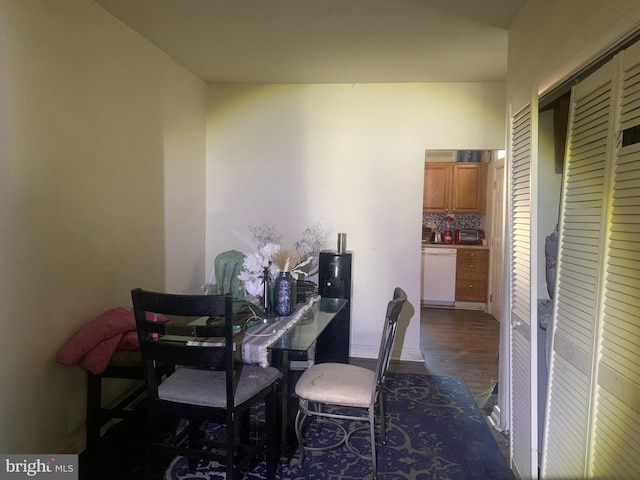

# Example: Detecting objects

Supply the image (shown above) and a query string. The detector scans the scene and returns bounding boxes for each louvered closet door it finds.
[509,100,538,479]
[590,42,640,479]
[542,58,616,478]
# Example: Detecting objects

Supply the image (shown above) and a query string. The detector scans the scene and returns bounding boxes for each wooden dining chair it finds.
[294,287,407,479]
[131,288,279,480]
[85,350,145,461]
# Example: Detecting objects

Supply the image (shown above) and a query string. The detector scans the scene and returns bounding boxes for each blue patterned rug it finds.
[162,373,513,480]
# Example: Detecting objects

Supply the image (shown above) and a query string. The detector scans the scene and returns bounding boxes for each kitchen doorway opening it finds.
[420,148,506,426]
[421,149,505,320]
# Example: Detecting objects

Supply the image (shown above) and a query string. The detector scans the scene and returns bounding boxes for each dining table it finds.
[243,295,348,458]
[186,295,348,459]
[261,296,348,457]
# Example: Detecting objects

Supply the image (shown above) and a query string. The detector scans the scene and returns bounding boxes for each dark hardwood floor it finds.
[420,306,500,396]
[351,306,510,463]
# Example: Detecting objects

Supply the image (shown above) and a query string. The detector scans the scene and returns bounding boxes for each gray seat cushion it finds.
[159,365,279,407]
[295,363,375,408]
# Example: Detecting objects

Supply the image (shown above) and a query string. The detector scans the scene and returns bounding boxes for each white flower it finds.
[242,253,265,275]
[290,255,314,280]
[237,243,282,298]
[242,278,264,297]
[260,243,280,261]
[237,224,327,300]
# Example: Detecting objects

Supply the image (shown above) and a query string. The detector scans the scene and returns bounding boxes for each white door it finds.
[592,44,640,478]
[542,42,640,479]
[508,98,539,479]
[489,157,505,320]
[541,58,614,478]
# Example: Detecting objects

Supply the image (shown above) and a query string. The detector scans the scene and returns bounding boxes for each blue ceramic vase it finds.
[274,271,296,316]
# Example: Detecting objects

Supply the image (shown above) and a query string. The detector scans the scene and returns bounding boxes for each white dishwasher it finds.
[421,247,457,306]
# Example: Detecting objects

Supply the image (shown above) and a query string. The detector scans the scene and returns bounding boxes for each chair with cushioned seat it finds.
[294,287,407,479]
[131,288,279,480]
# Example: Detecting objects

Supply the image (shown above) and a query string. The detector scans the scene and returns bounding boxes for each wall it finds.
[0,0,206,453]
[206,83,506,359]
[508,0,640,109]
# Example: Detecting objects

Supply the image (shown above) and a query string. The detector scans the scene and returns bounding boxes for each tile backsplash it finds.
[423,213,482,231]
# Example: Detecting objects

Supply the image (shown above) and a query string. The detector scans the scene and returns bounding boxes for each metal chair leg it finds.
[380,393,387,444]
[294,409,308,464]
[369,409,377,479]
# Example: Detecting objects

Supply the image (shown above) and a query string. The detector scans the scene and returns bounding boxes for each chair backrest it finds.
[131,288,237,407]
[208,250,245,298]
[372,287,407,403]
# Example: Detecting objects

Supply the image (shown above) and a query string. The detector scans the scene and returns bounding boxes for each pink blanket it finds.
[56,307,165,375]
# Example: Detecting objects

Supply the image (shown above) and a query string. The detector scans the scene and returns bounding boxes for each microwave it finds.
[455,229,485,245]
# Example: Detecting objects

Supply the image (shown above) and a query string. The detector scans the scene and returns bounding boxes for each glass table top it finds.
[176,297,348,354]
[269,297,347,352]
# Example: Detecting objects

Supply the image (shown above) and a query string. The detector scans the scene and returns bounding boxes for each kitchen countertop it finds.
[422,242,488,250]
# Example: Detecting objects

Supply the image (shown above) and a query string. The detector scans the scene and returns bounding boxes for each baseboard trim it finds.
[351,345,424,362]
[454,301,487,311]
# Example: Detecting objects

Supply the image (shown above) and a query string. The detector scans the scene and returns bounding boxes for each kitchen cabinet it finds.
[423,163,451,212]
[455,248,488,302]
[423,162,486,213]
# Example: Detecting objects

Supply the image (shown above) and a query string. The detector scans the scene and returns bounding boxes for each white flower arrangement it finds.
[237,243,279,297]
[238,222,329,298]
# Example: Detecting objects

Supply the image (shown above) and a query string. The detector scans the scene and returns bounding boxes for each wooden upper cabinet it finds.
[423,162,486,213]
[452,163,486,213]
[423,163,451,212]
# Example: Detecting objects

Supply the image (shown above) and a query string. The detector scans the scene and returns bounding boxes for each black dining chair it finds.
[294,287,407,479]
[85,350,145,462]
[131,288,279,480]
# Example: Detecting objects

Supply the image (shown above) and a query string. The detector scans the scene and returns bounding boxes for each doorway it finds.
[420,149,506,319]
[420,149,507,379]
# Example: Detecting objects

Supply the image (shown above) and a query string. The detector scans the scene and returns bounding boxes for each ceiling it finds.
[94,0,527,84]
